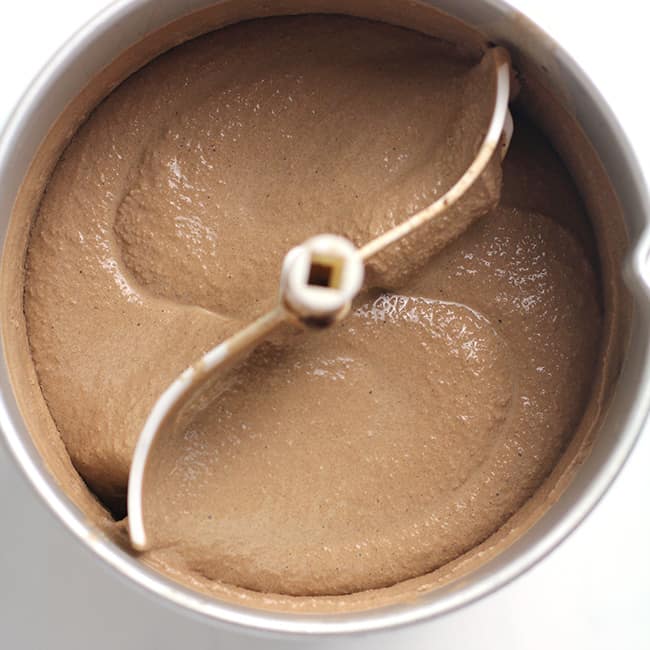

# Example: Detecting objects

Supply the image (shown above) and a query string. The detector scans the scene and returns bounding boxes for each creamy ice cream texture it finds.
[23,15,602,599]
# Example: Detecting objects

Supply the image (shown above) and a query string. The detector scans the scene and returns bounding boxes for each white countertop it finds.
[1,2,649,648]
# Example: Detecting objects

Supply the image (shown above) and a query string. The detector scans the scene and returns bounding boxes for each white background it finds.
[1,1,649,648]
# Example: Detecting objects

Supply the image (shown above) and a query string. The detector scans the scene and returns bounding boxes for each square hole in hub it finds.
[308,254,343,289]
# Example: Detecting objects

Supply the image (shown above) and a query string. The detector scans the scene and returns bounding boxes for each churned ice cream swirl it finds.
[24,16,600,596]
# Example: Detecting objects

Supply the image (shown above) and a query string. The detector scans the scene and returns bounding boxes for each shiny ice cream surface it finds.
[24,15,601,597]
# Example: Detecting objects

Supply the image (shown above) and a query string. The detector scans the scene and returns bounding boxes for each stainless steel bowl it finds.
[1,0,648,637]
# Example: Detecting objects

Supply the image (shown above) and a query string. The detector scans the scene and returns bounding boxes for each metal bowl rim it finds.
[0,0,649,637]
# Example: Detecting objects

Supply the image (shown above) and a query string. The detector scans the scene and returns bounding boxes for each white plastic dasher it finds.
[128,47,513,550]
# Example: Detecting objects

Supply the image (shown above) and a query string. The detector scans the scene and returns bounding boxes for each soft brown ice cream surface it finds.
[23,15,601,597]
